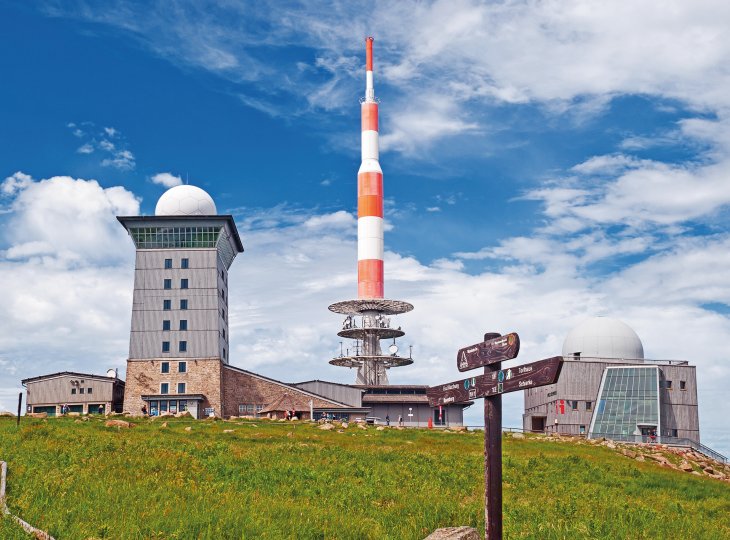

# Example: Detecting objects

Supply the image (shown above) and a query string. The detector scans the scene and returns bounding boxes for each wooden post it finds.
[16,392,22,427]
[483,332,502,540]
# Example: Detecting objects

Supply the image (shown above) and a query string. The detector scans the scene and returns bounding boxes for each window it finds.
[79,388,85,394]
[180,299,188,310]
[680,381,686,390]
[221,309,226,321]
[163,299,171,310]
[222,328,226,339]
[579,425,586,435]
[571,400,578,411]
[161,362,170,374]
[160,383,169,394]
[181,278,189,289]
[179,341,187,352]
[666,380,672,390]
[71,388,76,395]
[256,404,263,412]
[178,361,187,373]
[164,278,172,289]
[87,388,92,394]
[162,320,171,331]
[179,319,187,331]
[179,400,187,412]
[671,429,678,437]
[585,401,593,411]
[222,348,226,360]
[181,258,189,269]
[177,382,186,394]
[164,258,172,269]
[162,342,170,353]
[238,404,247,415]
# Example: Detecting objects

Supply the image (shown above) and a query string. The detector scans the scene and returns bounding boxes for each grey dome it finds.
[562,317,644,360]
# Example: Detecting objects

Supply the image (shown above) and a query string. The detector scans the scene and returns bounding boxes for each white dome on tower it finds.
[155,185,217,216]
[562,317,644,360]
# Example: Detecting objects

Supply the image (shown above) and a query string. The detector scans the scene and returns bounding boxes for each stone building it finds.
[523,317,700,444]
[22,371,125,416]
[118,185,369,419]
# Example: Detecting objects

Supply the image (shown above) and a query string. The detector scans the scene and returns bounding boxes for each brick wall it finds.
[123,358,222,415]
[221,366,344,418]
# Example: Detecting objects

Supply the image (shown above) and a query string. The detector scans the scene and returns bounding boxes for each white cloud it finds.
[77,143,94,154]
[101,149,136,171]
[151,172,183,188]
[1,171,33,196]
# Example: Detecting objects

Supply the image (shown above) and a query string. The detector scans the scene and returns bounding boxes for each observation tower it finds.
[329,37,413,385]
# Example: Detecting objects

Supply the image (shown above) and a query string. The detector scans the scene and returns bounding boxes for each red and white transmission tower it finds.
[329,37,413,385]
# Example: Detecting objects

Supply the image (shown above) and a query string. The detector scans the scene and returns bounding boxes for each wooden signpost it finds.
[427,333,564,540]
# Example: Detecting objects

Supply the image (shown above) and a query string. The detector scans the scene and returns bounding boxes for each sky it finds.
[1,1,729,455]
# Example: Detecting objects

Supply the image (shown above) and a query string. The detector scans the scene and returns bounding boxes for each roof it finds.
[21,371,125,385]
[222,364,353,408]
[259,392,313,414]
[356,384,429,390]
[294,379,364,391]
[362,394,431,404]
[117,214,244,253]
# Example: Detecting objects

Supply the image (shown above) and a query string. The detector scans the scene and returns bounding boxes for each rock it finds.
[511,432,525,439]
[341,422,349,429]
[291,416,299,421]
[319,423,335,431]
[376,426,385,431]
[184,426,192,432]
[635,455,645,462]
[424,526,481,540]
[175,411,192,418]
[621,449,637,459]
[451,426,467,433]
[358,424,367,430]
[161,422,168,428]
[74,419,83,423]
[648,454,670,465]
[691,470,702,475]
[105,420,133,428]
[703,466,716,475]
[0,411,15,417]
[28,412,48,418]
[223,429,235,433]
[287,432,293,437]
[679,461,694,472]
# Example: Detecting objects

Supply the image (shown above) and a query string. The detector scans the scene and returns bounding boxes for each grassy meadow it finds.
[0,416,728,539]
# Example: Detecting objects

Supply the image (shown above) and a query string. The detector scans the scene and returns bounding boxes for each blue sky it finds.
[1,1,730,455]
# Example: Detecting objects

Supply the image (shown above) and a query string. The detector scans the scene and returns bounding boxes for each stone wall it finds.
[123,358,222,415]
[221,366,344,418]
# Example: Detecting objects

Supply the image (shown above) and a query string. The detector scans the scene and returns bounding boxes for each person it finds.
[386,414,390,426]
[98,404,104,415]
[141,404,148,416]
[398,415,402,427]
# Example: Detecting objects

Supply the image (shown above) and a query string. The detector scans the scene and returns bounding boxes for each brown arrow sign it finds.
[428,356,563,407]
[457,332,520,372]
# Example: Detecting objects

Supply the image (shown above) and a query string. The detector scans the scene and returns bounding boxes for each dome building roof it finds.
[562,317,644,360]
[155,185,217,216]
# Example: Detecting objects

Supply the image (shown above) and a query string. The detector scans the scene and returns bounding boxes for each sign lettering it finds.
[457,332,520,372]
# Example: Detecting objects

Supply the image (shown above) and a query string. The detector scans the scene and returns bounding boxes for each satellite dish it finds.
[388,343,398,355]
[106,369,116,378]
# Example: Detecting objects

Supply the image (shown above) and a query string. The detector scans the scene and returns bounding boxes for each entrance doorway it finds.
[531,416,546,432]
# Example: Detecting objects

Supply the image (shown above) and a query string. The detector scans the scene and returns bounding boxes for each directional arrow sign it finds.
[428,356,563,407]
[457,332,520,372]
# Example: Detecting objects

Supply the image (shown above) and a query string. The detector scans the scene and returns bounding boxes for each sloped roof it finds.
[259,392,312,414]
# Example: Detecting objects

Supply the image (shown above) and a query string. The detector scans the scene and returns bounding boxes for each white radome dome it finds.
[155,185,217,216]
[562,317,644,360]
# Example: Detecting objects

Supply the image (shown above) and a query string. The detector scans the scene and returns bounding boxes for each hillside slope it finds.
[0,417,728,539]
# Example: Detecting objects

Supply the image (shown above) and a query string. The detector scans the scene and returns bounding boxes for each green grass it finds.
[0,417,728,539]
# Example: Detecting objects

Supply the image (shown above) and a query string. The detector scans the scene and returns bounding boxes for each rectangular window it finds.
[160,400,168,412]
[177,382,186,394]
[181,278,189,289]
[71,388,76,395]
[223,348,226,359]
[238,404,246,415]
[160,383,169,394]
[180,299,188,310]
[179,400,187,412]
[179,320,187,331]
[164,278,172,289]
[222,328,226,339]
[680,381,686,390]
[181,258,189,269]
[169,400,178,414]
[221,309,226,321]
[164,258,172,269]
[162,342,170,353]
[666,380,673,390]
[79,388,85,394]
[162,320,171,331]
[163,299,171,310]
[671,428,678,437]
[178,361,187,373]
[87,388,92,394]
[571,400,578,411]
[256,404,263,412]
[579,425,586,435]
[586,401,593,411]
[161,362,169,374]
[179,341,187,352]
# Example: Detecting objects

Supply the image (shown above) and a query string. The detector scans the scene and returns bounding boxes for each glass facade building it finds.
[589,366,660,442]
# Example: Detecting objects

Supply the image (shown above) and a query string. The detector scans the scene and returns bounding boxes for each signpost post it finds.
[427,332,563,540]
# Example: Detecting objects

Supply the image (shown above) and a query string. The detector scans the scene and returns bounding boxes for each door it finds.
[531,416,546,432]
